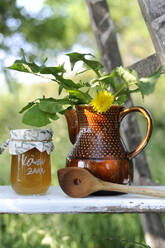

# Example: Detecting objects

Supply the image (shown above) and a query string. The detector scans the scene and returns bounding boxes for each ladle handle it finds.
[119,106,152,159]
[100,181,165,198]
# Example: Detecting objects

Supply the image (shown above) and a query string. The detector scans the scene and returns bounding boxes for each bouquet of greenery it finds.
[9,52,162,127]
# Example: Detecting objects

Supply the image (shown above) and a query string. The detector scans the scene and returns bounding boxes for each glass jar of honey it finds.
[8,129,54,195]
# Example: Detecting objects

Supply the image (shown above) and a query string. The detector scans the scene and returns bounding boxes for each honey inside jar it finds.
[10,148,51,195]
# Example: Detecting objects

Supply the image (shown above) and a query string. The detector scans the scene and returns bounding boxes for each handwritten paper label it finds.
[26,167,45,175]
[21,155,46,175]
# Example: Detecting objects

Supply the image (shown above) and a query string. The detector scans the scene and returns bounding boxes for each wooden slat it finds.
[138,0,165,70]
[140,213,165,248]
[129,53,160,77]
[85,0,122,73]
[136,2,165,246]
[2,186,165,214]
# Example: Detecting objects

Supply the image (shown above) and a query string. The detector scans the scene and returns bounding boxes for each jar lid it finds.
[7,128,54,155]
[10,129,53,141]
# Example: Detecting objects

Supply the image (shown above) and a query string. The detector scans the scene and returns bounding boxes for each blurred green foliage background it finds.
[0,0,164,247]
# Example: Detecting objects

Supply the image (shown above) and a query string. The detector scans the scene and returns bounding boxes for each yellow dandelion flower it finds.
[90,90,114,113]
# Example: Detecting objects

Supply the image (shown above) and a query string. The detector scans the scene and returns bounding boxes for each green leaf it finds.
[55,74,81,90]
[58,85,63,95]
[67,97,80,105]
[66,52,92,70]
[38,100,63,114]
[67,89,92,104]
[138,67,162,98]
[22,105,51,127]
[76,80,90,88]
[55,97,77,105]
[90,79,99,88]
[98,75,118,90]
[140,67,162,84]
[84,59,103,76]
[19,101,36,114]
[67,52,103,76]
[114,82,128,97]
[9,56,82,94]
[76,69,90,75]
[40,65,66,76]
[114,95,127,105]
[8,60,65,77]
[115,67,138,83]
[39,96,78,106]
[58,109,69,115]
[48,113,59,120]
[128,88,140,94]
[8,60,40,74]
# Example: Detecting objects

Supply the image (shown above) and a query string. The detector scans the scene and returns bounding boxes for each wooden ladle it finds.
[58,167,165,198]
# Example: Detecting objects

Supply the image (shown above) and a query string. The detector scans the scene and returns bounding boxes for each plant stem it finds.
[113,84,126,97]
[113,82,136,97]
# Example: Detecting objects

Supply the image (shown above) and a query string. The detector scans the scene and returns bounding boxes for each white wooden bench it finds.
[1,186,165,214]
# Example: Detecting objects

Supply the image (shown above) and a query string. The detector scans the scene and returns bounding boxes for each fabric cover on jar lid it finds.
[7,129,54,155]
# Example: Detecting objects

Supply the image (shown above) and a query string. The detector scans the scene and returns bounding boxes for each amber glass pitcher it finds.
[65,105,152,185]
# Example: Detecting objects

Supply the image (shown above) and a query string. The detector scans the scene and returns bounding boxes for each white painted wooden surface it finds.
[1,186,165,214]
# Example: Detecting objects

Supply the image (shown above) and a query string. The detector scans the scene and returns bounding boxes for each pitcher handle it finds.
[119,106,153,159]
